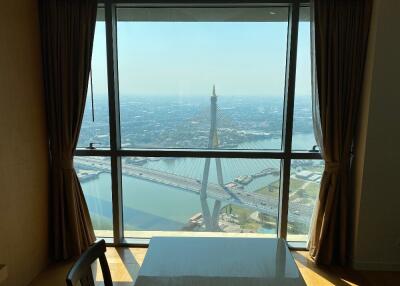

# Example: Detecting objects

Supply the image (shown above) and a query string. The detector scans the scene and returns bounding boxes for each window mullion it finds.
[105,0,123,244]
[117,149,285,159]
[279,1,299,239]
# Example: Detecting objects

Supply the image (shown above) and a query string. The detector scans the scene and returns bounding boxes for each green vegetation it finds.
[223,204,253,225]
[256,176,320,198]
[222,204,260,231]
[254,179,280,197]
[289,178,319,198]
[221,204,276,232]
[288,178,305,191]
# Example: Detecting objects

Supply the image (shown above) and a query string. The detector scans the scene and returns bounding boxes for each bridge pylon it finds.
[200,85,224,231]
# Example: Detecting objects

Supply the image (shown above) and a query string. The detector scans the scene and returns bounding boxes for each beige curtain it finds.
[39,0,98,260]
[309,0,373,265]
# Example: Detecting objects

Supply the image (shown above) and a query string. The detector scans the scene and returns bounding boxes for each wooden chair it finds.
[66,239,113,286]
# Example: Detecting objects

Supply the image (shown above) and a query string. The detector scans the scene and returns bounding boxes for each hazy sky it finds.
[91,20,311,97]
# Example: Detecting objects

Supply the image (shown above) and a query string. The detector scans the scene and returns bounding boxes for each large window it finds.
[76,1,322,246]
[117,7,288,150]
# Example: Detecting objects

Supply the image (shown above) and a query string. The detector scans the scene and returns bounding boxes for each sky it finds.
[91,16,311,98]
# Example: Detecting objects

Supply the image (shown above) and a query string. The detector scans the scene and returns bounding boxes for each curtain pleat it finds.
[309,0,373,265]
[39,0,98,260]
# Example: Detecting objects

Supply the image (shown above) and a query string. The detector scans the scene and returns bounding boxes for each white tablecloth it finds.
[134,237,306,286]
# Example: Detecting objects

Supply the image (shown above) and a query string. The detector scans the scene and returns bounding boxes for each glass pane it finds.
[121,157,281,238]
[117,7,289,150]
[287,159,324,242]
[292,7,317,151]
[77,8,110,149]
[74,156,113,237]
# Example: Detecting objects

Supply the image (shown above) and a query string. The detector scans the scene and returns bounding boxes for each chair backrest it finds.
[66,239,113,286]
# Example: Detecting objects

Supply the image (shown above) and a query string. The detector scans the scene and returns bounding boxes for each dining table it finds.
[134,236,306,286]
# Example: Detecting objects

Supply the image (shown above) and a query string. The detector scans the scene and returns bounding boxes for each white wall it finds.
[0,0,49,285]
[353,0,400,271]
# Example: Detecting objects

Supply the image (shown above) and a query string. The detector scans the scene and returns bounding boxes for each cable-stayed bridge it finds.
[75,156,313,225]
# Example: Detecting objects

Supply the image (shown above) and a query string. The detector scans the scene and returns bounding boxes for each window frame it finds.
[75,0,321,249]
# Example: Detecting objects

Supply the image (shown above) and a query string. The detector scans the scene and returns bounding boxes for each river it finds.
[80,133,316,233]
